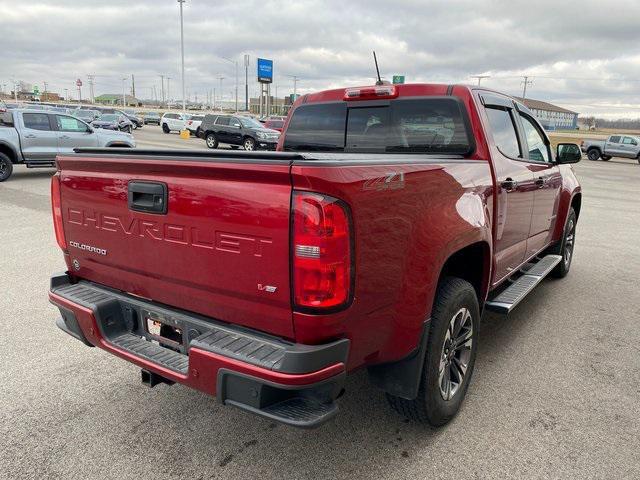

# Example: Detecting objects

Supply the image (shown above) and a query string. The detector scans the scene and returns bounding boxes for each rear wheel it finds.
[243,137,256,151]
[587,149,600,161]
[0,152,13,182]
[549,208,577,278]
[386,277,479,427]
[162,123,170,134]
[205,133,218,149]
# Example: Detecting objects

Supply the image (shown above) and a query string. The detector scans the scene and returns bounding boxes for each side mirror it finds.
[556,143,581,164]
[87,126,94,133]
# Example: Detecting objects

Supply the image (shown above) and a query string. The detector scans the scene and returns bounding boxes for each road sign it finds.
[257,58,273,84]
[76,78,83,87]
[289,93,300,103]
[33,85,40,94]
[392,75,405,84]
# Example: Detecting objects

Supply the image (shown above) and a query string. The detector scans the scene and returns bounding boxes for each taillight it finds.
[344,85,398,101]
[51,174,67,250]
[292,191,353,310]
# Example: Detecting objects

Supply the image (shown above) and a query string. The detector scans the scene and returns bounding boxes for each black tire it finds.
[587,149,600,161]
[386,277,480,427]
[601,155,611,161]
[205,133,218,149]
[243,137,256,151]
[549,208,577,278]
[162,123,170,134]
[196,127,201,138]
[0,152,13,182]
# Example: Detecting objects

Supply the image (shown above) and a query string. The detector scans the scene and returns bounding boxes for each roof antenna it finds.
[373,51,384,85]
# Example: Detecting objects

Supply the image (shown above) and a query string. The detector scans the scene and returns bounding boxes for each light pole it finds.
[218,76,224,110]
[222,56,239,112]
[121,77,127,106]
[64,88,69,101]
[244,54,249,111]
[178,0,186,113]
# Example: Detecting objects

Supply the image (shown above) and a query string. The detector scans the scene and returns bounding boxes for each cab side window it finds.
[485,107,521,159]
[23,113,52,131]
[230,117,241,128]
[622,136,638,145]
[519,113,551,163]
[56,115,90,132]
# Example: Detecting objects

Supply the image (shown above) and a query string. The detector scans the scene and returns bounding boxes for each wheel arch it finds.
[0,142,19,164]
[368,239,491,400]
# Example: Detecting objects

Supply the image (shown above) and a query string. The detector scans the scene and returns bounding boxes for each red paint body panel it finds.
[56,155,295,338]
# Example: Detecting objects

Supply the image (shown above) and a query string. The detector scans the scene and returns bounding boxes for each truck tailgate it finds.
[56,152,295,339]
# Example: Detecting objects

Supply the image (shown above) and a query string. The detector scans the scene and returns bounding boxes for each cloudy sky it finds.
[2,0,640,117]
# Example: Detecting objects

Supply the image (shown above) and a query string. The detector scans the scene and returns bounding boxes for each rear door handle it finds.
[24,134,36,139]
[501,178,518,192]
[60,135,71,139]
[128,181,168,214]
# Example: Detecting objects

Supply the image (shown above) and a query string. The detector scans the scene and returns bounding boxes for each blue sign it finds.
[257,58,273,84]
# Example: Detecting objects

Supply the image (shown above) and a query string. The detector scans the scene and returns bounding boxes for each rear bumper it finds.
[49,273,348,428]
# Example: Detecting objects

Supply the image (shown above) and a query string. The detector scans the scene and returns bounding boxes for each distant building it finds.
[514,97,578,130]
[95,94,140,107]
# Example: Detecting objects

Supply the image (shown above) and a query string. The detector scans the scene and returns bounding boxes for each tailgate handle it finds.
[128,181,168,214]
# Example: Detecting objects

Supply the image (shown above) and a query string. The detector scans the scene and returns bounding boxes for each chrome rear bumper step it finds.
[486,255,562,314]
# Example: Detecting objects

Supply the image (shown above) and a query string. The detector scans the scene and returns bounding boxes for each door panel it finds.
[482,103,535,283]
[55,115,99,154]
[527,164,561,255]
[20,112,58,162]
[516,111,561,256]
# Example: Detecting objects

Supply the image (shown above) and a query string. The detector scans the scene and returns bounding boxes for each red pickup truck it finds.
[49,83,582,428]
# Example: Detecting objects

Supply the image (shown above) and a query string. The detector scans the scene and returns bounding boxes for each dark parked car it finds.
[263,117,285,132]
[143,112,161,125]
[71,109,100,123]
[199,114,280,150]
[124,109,143,129]
[92,113,134,133]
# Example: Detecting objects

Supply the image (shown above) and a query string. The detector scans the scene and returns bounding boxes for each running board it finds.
[486,255,562,314]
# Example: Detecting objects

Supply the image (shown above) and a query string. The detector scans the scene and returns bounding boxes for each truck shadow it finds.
[112,282,556,477]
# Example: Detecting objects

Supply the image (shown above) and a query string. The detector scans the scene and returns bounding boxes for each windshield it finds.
[283,98,473,154]
[100,114,118,121]
[145,112,159,117]
[239,117,264,129]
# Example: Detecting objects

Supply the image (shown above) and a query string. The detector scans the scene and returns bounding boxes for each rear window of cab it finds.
[283,97,474,155]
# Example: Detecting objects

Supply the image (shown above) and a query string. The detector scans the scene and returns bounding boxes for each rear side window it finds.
[23,113,52,131]
[216,116,230,126]
[284,99,473,154]
[0,112,14,127]
[284,103,347,151]
[485,107,521,158]
[609,136,621,143]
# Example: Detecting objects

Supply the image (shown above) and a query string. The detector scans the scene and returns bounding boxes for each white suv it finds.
[161,112,190,133]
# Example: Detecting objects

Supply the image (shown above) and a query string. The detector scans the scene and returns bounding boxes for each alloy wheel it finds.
[439,307,473,401]
[564,218,575,268]
[244,138,255,151]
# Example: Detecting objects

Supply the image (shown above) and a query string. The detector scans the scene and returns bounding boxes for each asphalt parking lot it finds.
[0,141,638,479]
